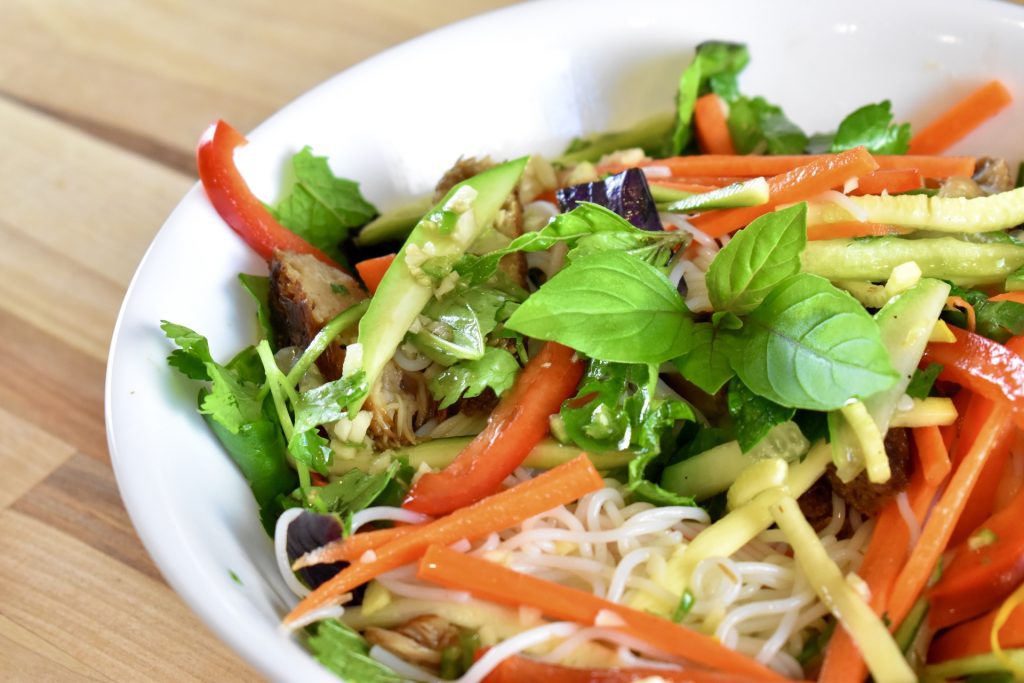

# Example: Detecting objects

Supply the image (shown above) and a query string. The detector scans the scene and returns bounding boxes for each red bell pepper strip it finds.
[354,253,395,294]
[929,483,1024,630]
[929,600,1024,663]
[196,119,339,268]
[403,342,584,516]
[922,329,1024,431]
[482,656,777,683]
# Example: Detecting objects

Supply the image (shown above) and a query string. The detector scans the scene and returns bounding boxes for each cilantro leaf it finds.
[429,346,521,409]
[728,96,808,155]
[307,619,400,683]
[505,251,694,365]
[270,147,378,267]
[830,101,910,155]
[238,273,276,348]
[729,273,899,410]
[727,377,795,452]
[288,429,333,477]
[161,321,213,381]
[906,363,944,400]
[292,372,369,435]
[200,361,265,433]
[706,203,807,315]
[314,460,412,515]
[409,285,523,366]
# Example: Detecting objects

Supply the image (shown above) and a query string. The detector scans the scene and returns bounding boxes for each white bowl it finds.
[106,0,1024,680]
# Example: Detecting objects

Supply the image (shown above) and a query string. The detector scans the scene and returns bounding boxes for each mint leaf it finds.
[429,346,521,409]
[730,273,899,410]
[728,96,808,155]
[830,101,910,155]
[307,619,400,683]
[238,274,276,348]
[706,203,807,315]
[270,147,378,267]
[671,322,736,394]
[505,251,694,365]
[906,363,944,400]
[162,321,214,381]
[671,42,750,154]
[727,377,795,452]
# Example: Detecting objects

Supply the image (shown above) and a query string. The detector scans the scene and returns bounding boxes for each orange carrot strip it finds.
[818,465,939,683]
[994,437,1024,512]
[850,168,924,196]
[914,425,953,486]
[929,601,1024,663]
[354,253,396,295]
[649,180,724,194]
[601,154,974,179]
[693,94,737,155]
[946,295,978,333]
[483,655,778,683]
[282,455,604,626]
[291,525,417,569]
[417,545,787,681]
[807,222,909,240]
[908,80,1013,155]
[991,292,1024,305]
[886,399,1013,628]
[691,147,879,238]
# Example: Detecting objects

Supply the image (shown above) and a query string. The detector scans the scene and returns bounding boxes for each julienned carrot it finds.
[908,80,1013,155]
[941,388,975,453]
[818,466,939,683]
[291,525,417,570]
[354,253,395,295]
[886,399,1013,629]
[691,147,879,238]
[806,222,909,240]
[482,656,773,683]
[693,94,737,155]
[417,545,786,681]
[601,154,974,179]
[929,601,1024,663]
[850,168,924,196]
[947,295,977,333]
[283,455,604,626]
[991,291,1024,305]
[913,425,952,486]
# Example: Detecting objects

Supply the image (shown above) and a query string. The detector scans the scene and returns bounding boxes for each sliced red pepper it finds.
[923,329,1024,431]
[930,599,1024,663]
[928,482,1024,630]
[402,342,584,516]
[196,119,339,268]
[482,655,772,683]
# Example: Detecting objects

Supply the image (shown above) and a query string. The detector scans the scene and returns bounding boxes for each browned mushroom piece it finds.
[827,427,914,516]
[797,476,836,533]
[364,615,462,671]
[434,157,527,288]
[973,157,1015,195]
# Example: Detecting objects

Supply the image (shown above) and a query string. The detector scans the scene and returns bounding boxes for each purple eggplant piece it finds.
[556,168,662,232]
[285,510,345,591]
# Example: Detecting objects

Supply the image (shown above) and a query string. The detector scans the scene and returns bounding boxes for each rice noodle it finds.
[457,622,579,683]
[350,506,431,533]
[895,491,921,548]
[274,508,312,598]
[815,189,869,222]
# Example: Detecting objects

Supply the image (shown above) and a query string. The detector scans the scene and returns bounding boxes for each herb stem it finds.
[286,300,370,387]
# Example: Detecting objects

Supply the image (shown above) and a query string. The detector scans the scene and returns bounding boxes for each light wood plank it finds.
[0,614,108,682]
[0,407,76,509]
[0,510,256,682]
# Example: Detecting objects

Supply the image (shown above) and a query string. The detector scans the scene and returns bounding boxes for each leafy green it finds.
[313,460,413,515]
[288,429,333,476]
[906,363,944,400]
[728,96,808,155]
[409,285,523,366]
[455,203,687,286]
[729,273,899,410]
[830,101,910,155]
[270,147,378,267]
[292,372,370,435]
[307,619,400,683]
[671,322,737,394]
[238,273,275,348]
[943,283,1024,343]
[505,251,694,365]
[706,203,807,315]
[727,377,795,452]
[670,42,750,154]
[161,321,214,381]
[429,346,521,409]
[796,620,836,666]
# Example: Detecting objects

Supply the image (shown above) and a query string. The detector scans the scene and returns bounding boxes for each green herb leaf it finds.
[506,251,694,365]
[238,274,276,348]
[292,372,370,435]
[627,397,698,507]
[670,322,737,394]
[288,429,333,476]
[728,96,808,155]
[671,42,750,154]
[307,619,401,683]
[906,363,945,400]
[429,346,521,409]
[161,321,214,381]
[706,203,807,315]
[727,377,795,452]
[409,285,523,365]
[270,147,378,267]
[830,101,911,155]
[944,283,1024,343]
[314,460,412,515]
[200,362,265,433]
[730,273,899,410]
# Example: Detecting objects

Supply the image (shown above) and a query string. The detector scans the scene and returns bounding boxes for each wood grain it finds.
[0,1,519,680]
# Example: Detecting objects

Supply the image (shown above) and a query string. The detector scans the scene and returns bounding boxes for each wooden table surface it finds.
[0,2,518,680]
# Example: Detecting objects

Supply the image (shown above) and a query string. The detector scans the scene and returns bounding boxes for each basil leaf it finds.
[429,346,521,409]
[270,147,378,268]
[706,203,807,315]
[730,273,899,410]
[728,96,808,155]
[670,322,737,394]
[830,101,910,155]
[505,251,694,365]
[727,377,795,452]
